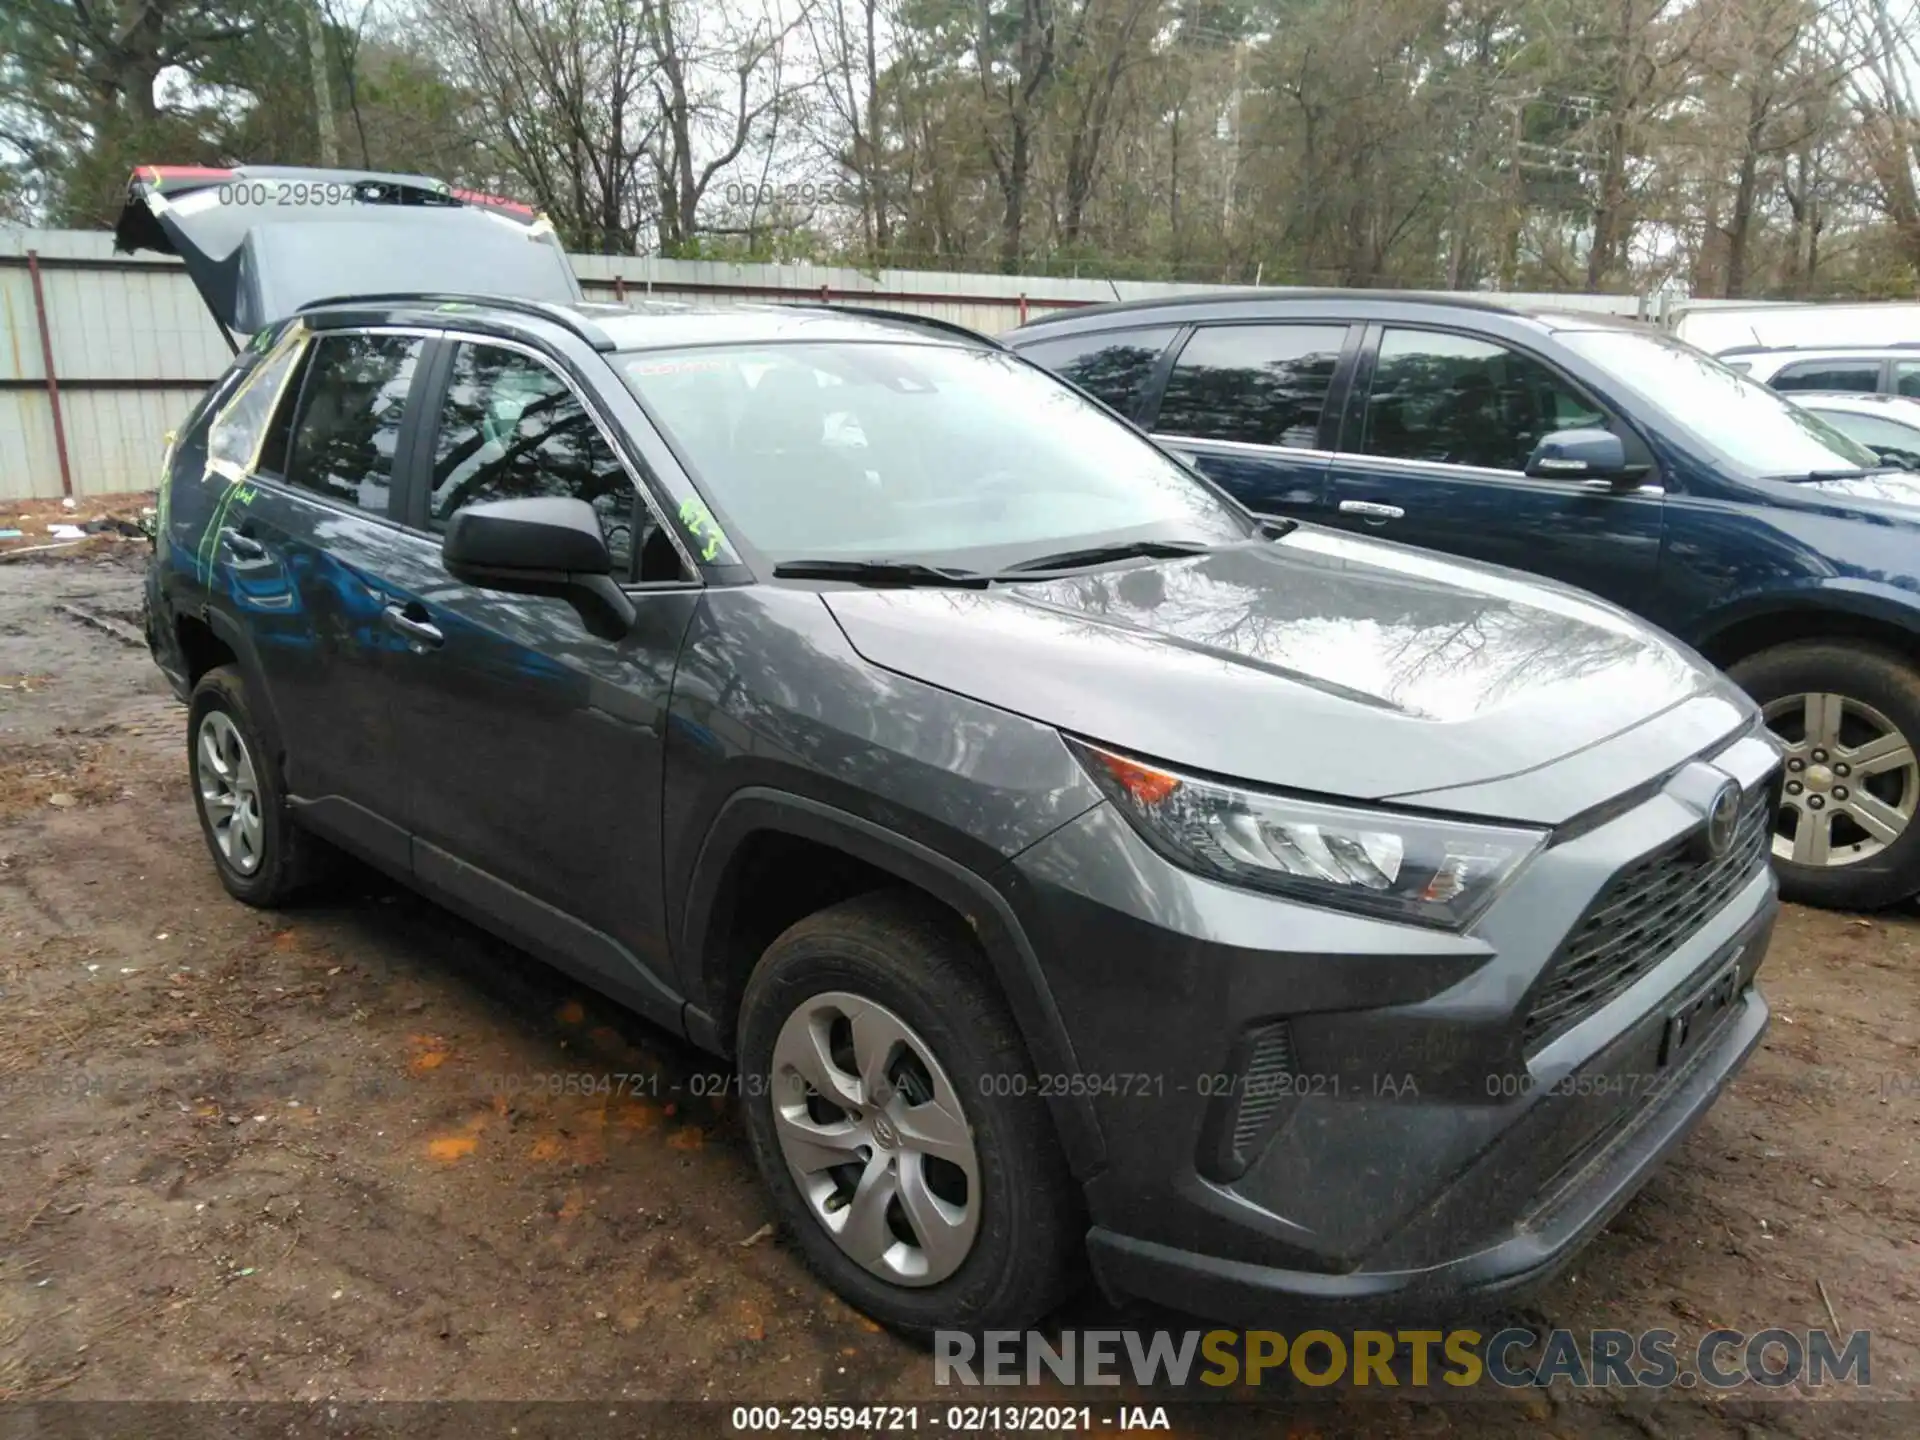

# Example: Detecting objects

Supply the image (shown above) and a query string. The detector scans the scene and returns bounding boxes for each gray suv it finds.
[130,166,1779,1334]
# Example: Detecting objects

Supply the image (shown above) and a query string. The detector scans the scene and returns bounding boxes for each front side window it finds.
[1154,325,1347,449]
[207,327,307,478]
[1771,359,1881,394]
[619,342,1249,568]
[429,343,641,573]
[1894,360,1920,399]
[283,333,424,515]
[1015,326,1177,420]
[1361,329,1610,473]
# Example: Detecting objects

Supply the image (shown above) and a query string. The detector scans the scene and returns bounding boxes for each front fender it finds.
[1691,577,1920,656]
[679,788,1107,1178]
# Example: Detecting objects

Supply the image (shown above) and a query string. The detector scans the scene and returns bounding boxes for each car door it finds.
[202,324,431,871]
[1323,325,1663,610]
[1143,322,1355,520]
[370,335,702,1029]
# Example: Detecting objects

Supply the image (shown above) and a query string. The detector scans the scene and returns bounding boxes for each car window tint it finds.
[1016,327,1177,419]
[206,336,305,478]
[429,342,639,573]
[282,334,423,515]
[1155,325,1346,448]
[1771,361,1880,393]
[1895,361,1920,399]
[1362,329,1606,472]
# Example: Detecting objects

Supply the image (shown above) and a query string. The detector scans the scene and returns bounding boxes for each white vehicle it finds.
[1670,303,1920,398]
[1787,391,1920,467]
[1672,301,1920,356]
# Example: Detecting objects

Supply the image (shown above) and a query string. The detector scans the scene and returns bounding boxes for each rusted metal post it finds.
[25,249,74,499]
[614,275,627,302]
[1018,292,1029,325]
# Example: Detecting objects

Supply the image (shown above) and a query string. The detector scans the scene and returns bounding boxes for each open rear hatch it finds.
[114,164,582,336]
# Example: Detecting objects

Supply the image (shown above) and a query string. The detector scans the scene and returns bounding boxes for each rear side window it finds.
[1153,325,1347,449]
[1015,326,1177,420]
[206,333,306,478]
[1895,360,1920,398]
[1771,360,1880,394]
[428,342,640,573]
[283,334,425,515]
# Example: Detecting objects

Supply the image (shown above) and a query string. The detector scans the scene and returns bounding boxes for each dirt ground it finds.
[0,529,1914,1438]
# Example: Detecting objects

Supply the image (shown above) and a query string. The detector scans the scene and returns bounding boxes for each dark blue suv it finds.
[1012,293,1920,911]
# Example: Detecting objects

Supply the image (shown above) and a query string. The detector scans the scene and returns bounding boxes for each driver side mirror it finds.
[442,497,635,639]
[1524,428,1639,487]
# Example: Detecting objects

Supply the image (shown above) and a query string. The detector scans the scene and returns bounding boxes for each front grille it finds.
[1522,785,1771,1051]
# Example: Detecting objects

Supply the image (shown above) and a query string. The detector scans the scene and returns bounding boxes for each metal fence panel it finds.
[0,227,1649,499]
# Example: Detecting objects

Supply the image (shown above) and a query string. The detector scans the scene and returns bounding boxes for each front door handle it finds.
[218,526,266,559]
[1338,499,1405,521]
[383,604,444,649]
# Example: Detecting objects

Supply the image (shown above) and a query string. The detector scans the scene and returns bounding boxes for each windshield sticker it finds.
[677,497,729,563]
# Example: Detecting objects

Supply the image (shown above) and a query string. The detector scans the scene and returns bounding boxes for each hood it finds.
[114,164,580,333]
[821,528,1718,802]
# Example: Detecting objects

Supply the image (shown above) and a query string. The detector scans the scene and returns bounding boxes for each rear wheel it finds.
[1731,641,1920,910]
[737,891,1080,1336]
[188,665,323,907]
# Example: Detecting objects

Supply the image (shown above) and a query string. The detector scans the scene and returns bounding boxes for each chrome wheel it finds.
[767,991,979,1287]
[196,710,263,876]
[1762,692,1919,868]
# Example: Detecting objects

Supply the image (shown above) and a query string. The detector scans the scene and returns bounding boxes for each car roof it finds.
[1007,288,1651,339]
[295,292,1000,353]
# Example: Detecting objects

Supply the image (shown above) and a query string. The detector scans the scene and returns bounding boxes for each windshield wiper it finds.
[772,558,995,588]
[1002,538,1216,574]
[1797,465,1909,482]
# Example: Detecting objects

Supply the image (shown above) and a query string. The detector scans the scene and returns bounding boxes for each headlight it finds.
[1067,738,1547,929]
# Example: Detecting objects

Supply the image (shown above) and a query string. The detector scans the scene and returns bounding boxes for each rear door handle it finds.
[218,526,266,559]
[383,603,444,649]
[1338,500,1405,520]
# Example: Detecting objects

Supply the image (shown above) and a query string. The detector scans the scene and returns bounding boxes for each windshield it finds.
[1559,329,1882,476]
[618,342,1249,569]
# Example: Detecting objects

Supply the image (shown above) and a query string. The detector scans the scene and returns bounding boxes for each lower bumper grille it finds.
[1523,784,1771,1050]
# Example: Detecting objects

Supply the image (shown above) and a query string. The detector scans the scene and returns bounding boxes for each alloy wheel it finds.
[767,991,980,1287]
[1762,691,1919,868]
[196,710,264,876]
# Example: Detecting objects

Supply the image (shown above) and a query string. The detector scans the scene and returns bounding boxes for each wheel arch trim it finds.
[679,788,1106,1177]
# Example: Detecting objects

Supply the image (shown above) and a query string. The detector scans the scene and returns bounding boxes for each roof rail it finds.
[780,302,1004,349]
[298,292,617,350]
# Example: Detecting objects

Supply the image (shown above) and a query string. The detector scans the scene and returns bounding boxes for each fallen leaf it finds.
[427,1135,477,1162]
[735,1223,775,1249]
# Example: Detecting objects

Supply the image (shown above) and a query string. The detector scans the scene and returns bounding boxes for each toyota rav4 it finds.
[130,167,1778,1334]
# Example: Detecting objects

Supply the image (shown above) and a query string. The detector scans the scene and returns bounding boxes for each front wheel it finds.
[1731,640,1920,910]
[737,892,1081,1336]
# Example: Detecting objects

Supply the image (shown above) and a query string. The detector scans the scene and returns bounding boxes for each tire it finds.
[1730,640,1920,910]
[187,665,322,907]
[737,891,1081,1337]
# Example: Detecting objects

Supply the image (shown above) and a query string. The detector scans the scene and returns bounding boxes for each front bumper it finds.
[1006,727,1779,1322]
